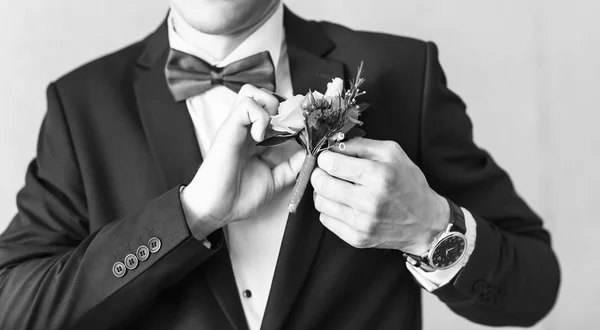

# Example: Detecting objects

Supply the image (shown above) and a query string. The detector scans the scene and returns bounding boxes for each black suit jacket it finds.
[0,9,559,330]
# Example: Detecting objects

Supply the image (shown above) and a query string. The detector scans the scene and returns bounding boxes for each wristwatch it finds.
[404,199,468,272]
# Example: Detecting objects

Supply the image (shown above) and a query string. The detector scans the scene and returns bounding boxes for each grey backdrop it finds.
[1,1,598,329]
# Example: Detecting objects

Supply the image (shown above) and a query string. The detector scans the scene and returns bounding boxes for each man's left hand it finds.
[311,137,450,255]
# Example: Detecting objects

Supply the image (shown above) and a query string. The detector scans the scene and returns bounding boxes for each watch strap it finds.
[445,198,466,234]
[403,198,466,271]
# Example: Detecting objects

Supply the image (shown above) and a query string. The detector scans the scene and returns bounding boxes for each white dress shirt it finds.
[168,4,477,328]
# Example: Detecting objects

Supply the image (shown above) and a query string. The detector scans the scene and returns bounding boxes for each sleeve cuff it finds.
[406,207,477,292]
[179,185,213,249]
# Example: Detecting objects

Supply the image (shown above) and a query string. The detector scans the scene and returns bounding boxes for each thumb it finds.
[271,150,306,194]
[212,96,270,151]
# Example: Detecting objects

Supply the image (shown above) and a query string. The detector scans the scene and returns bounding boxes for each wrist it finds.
[410,193,451,255]
[180,185,223,241]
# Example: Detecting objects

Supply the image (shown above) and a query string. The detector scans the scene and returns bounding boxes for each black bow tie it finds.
[165,48,276,101]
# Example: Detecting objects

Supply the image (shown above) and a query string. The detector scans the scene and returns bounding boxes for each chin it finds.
[171,0,277,36]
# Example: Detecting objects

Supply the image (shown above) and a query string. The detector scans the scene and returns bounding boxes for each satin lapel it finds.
[203,245,250,330]
[134,50,201,190]
[133,23,248,330]
[260,11,346,329]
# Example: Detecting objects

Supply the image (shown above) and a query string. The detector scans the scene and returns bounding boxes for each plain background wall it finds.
[0,1,598,329]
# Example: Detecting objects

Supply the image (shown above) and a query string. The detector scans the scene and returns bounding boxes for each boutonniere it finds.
[260,62,369,213]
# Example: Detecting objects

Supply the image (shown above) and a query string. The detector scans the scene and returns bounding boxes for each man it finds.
[0,0,560,329]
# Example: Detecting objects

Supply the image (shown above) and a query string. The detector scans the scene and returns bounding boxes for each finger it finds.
[233,97,270,141]
[319,213,369,249]
[271,150,306,193]
[317,150,376,185]
[236,84,280,116]
[248,105,270,142]
[213,97,270,150]
[335,137,405,162]
[315,193,378,236]
[314,193,357,225]
[310,167,361,207]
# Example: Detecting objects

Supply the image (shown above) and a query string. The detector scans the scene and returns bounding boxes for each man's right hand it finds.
[181,85,306,240]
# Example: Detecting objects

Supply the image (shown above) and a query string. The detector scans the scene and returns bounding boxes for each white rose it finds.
[324,77,344,98]
[311,90,325,100]
[270,95,305,134]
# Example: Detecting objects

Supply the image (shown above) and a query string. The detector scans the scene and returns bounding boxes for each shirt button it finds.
[243,290,252,298]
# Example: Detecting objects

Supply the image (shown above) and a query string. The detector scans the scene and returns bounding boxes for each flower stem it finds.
[288,153,317,213]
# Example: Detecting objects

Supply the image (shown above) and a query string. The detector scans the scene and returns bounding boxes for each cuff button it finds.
[474,281,489,293]
[148,237,162,253]
[112,262,126,278]
[136,245,150,261]
[124,254,139,270]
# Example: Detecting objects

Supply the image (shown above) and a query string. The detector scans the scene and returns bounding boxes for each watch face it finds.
[431,234,467,269]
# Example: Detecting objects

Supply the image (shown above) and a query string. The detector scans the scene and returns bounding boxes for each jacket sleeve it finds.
[0,83,224,330]
[419,42,560,326]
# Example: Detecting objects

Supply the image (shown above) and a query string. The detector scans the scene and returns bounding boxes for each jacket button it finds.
[124,254,139,270]
[136,245,150,261]
[148,237,161,253]
[112,262,126,278]
[474,281,489,293]
[482,289,498,304]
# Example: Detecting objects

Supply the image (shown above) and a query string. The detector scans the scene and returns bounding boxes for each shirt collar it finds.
[168,2,284,69]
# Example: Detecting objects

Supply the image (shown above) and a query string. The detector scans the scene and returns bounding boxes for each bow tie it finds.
[165,49,276,101]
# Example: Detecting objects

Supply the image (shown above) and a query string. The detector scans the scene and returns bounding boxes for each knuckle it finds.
[364,197,380,217]
[259,108,270,120]
[319,213,327,222]
[317,174,328,195]
[352,233,370,248]
[359,161,377,182]
[351,136,364,144]
[239,84,256,94]
[319,213,331,227]
[360,218,376,236]
[240,96,256,108]
[311,171,323,193]
[365,195,387,218]
[384,141,402,154]
[355,169,365,183]
[319,152,338,174]
[347,206,358,224]
[329,158,339,174]
[348,186,365,207]
[314,194,323,211]
[374,166,394,191]
[354,163,370,182]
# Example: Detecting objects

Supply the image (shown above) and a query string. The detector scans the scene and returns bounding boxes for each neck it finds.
[219,3,279,60]
[172,2,281,62]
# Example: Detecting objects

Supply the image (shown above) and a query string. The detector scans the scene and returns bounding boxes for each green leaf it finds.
[347,116,363,125]
[355,102,370,113]
[257,134,297,147]
[295,135,306,149]
[345,127,366,140]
